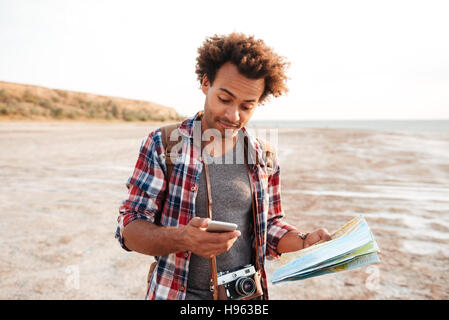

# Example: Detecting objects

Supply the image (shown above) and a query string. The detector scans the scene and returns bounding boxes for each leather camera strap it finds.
[202,156,219,300]
[243,136,261,272]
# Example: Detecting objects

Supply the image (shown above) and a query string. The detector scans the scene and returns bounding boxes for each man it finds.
[115,33,332,300]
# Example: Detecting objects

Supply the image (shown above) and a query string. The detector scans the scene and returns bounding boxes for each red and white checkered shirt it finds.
[115,111,295,300]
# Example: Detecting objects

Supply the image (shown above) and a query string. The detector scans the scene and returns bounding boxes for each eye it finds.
[218,97,230,103]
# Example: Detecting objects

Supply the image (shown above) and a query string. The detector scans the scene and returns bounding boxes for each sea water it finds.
[247,120,449,133]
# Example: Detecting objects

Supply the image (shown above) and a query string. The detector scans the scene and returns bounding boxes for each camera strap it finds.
[202,156,219,300]
[201,134,261,301]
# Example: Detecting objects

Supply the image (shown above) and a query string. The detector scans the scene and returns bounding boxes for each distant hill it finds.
[0,81,185,122]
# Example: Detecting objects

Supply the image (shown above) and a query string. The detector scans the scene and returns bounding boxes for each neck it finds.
[200,116,238,157]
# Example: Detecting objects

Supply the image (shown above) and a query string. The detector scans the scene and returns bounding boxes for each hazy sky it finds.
[1,0,448,120]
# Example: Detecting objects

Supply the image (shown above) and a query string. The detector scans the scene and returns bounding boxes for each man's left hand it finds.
[303,228,332,249]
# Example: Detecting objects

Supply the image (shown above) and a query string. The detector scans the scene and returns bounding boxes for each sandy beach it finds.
[1,121,448,299]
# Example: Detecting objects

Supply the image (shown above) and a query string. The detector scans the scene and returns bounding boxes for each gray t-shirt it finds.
[185,137,253,300]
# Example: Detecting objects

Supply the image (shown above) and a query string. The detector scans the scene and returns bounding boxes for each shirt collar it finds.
[178,110,265,167]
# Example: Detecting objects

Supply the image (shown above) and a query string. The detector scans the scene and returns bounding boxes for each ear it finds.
[201,74,209,95]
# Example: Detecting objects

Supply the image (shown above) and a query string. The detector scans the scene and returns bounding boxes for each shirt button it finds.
[180,286,185,291]
[184,252,189,258]
[191,185,197,192]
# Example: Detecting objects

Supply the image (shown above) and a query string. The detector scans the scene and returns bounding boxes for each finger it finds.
[205,231,240,245]
[219,237,240,254]
[207,234,241,255]
[219,230,241,240]
[320,228,332,241]
[189,217,210,228]
[200,218,211,228]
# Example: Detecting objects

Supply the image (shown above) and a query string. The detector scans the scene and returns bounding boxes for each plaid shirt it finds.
[115,111,295,300]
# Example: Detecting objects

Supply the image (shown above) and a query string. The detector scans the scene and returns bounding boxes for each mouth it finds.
[218,119,239,130]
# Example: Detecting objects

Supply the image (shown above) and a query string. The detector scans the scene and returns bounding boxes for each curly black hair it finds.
[195,32,290,104]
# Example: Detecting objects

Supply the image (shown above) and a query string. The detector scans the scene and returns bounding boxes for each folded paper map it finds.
[271,214,380,284]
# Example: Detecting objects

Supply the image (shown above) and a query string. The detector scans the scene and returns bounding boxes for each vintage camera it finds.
[216,264,259,300]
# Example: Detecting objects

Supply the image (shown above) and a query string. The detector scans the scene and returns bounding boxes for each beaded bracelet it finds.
[298,232,309,249]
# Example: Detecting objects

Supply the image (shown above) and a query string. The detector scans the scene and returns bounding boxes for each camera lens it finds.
[235,277,256,297]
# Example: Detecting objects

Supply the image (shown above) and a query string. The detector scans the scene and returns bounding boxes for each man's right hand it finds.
[182,217,241,258]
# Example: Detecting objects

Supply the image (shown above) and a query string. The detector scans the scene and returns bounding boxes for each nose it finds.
[224,104,240,124]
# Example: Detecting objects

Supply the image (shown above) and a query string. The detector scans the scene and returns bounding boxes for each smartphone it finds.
[206,220,238,233]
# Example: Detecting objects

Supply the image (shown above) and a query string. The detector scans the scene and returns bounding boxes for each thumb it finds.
[320,228,332,241]
[189,217,210,228]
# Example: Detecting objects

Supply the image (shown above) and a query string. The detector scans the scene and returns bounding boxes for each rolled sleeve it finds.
[266,218,296,260]
[265,154,296,259]
[115,130,167,251]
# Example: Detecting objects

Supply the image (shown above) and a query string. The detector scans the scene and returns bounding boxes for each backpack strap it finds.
[160,122,182,186]
[255,137,276,176]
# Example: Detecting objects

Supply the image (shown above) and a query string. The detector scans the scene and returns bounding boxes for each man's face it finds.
[201,62,265,139]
